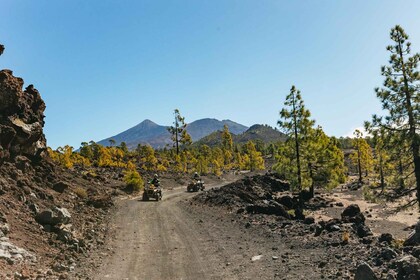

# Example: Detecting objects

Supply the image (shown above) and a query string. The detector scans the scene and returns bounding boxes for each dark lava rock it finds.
[304,217,315,225]
[355,262,377,280]
[35,207,71,226]
[341,204,361,219]
[53,181,70,193]
[396,255,420,279]
[356,223,373,238]
[276,195,295,209]
[411,246,420,259]
[294,208,305,220]
[325,219,341,232]
[0,70,47,162]
[341,204,366,225]
[379,247,398,261]
[246,200,290,219]
[404,221,420,246]
[379,233,394,245]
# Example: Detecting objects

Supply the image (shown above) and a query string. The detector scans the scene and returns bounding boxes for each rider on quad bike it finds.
[193,172,200,181]
[150,174,160,187]
[187,172,205,192]
[143,174,162,201]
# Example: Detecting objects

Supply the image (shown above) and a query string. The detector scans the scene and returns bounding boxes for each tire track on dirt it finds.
[94,186,221,280]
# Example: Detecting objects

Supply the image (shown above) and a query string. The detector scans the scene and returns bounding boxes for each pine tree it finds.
[167,109,192,155]
[278,86,315,191]
[350,130,373,184]
[305,127,346,197]
[366,25,420,207]
[221,125,234,167]
[242,141,265,171]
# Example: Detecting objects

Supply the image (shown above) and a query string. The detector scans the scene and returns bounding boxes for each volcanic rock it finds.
[355,262,377,280]
[0,70,46,163]
[404,220,420,246]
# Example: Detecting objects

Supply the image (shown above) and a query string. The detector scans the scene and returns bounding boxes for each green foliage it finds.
[365,25,420,206]
[278,86,315,190]
[350,129,374,183]
[241,141,265,171]
[167,109,192,155]
[276,87,346,195]
[124,169,144,192]
[74,187,88,199]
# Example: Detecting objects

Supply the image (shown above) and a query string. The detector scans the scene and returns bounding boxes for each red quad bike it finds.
[187,179,205,192]
[142,183,162,201]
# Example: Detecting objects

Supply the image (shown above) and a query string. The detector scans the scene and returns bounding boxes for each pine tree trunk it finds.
[308,162,314,199]
[379,153,385,193]
[398,40,420,209]
[292,94,302,191]
[413,146,420,210]
[398,159,405,189]
[357,145,362,184]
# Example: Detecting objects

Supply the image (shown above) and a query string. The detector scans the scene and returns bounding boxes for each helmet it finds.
[154,174,158,178]
[194,172,198,175]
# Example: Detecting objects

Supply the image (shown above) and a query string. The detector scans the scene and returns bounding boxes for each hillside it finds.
[98,119,171,150]
[98,118,248,149]
[195,124,287,147]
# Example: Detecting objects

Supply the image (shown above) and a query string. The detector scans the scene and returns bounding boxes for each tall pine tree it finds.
[366,25,420,208]
[278,86,315,191]
[167,109,192,155]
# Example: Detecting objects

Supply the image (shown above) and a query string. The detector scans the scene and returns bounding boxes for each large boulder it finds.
[341,204,365,224]
[35,207,71,226]
[0,70,46,162]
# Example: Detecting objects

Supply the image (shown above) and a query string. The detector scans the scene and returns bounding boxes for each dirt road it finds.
[86,177,418,280]
[93,185,238,280]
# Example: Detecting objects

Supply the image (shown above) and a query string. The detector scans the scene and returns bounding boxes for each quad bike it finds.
[187,179,205,192]
[142,183,162,201]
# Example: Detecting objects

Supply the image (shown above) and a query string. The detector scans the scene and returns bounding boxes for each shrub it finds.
[74,187,88,198]
[124,169,144,192]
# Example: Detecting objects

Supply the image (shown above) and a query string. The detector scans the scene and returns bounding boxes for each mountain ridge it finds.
[97,118,249,149]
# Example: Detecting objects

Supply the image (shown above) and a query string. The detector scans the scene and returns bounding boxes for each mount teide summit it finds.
[98,118,248,149]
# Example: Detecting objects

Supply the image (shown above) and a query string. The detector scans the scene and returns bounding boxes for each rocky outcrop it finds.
[0,70,46,162]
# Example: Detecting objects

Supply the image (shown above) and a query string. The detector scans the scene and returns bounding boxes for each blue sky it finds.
[1,1,420,148]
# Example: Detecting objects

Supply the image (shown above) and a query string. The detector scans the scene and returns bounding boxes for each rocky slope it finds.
[0,69,124,279]
[192,174,420,279]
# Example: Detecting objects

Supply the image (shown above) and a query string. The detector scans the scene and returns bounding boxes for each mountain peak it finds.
[98,118,249,149]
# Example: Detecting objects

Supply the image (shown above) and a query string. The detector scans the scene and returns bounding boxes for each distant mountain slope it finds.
[97,119,171,149]
[195,124,286,147]
[97,118,249,149]
[235,124,287,143]
[187,118,248,141]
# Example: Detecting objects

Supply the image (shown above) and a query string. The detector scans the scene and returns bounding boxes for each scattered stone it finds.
[304,217,315,225]
[53,181,70,193]
[251,255,263,261]
[355,262,377,280]
[342,204,361,218]
[411,246,420,259]
[356,223,373,238]
[395,255,420,279]
[379,248,398,261]
[35,207,71,226]
[379,233,394,244]
[272,256,279,260]
[404,221,420,246]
